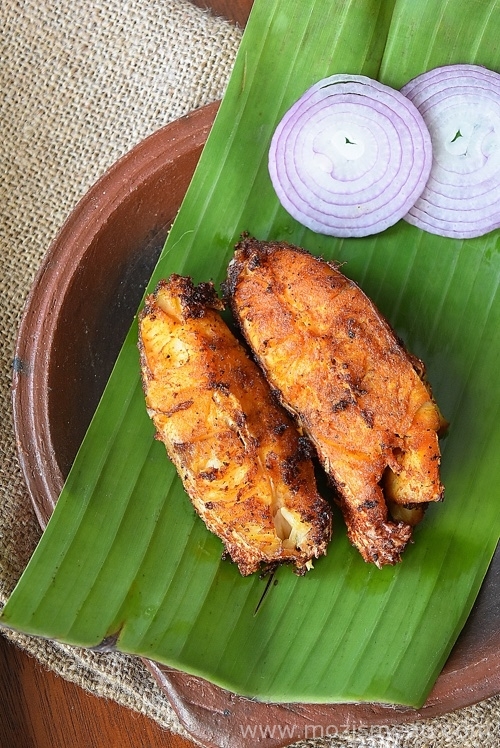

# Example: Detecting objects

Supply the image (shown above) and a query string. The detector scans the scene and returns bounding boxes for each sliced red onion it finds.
[268,74,432,238]
[401,64,500,238]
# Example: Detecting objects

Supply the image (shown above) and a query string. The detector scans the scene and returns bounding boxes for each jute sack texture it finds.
[1,1,499,745]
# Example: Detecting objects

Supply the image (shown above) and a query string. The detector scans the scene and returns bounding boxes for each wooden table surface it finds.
[0,2,252,746]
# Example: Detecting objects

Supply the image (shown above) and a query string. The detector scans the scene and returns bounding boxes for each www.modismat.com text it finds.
[237,720,489,743]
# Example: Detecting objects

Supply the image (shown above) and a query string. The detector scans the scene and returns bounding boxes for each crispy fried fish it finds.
[225,237,447,567]
[138,275,332,576]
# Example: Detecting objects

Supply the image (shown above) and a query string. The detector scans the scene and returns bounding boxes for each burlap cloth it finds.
[0,1,498,746]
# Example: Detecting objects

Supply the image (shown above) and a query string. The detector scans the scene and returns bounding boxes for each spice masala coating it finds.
[226,237,447,567]
[138,275,332,576]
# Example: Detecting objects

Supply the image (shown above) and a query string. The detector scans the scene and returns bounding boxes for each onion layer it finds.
[401,64,500,239]
[268,74,432,238]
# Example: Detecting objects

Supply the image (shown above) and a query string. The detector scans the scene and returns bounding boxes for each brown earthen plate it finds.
[11,99,500,748]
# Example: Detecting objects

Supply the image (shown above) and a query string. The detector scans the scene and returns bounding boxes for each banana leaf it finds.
[2,0,500,708]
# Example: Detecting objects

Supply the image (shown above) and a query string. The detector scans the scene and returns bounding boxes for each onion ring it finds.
[268,74,432,238]
[401,64,500,238]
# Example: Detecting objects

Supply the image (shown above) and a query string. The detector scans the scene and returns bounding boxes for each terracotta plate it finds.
[11,101,500,748]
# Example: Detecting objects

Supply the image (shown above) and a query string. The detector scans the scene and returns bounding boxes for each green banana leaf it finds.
[2,0,500,708]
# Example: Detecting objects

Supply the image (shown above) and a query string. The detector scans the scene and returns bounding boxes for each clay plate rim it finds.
[11,103,500,748]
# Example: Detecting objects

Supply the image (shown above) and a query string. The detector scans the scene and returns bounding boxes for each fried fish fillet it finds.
[138,275,332,576]
[226,237,447,567]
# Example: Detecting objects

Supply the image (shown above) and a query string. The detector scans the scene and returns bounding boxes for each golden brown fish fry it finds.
[225,237,447,567]
[138,275,332,576]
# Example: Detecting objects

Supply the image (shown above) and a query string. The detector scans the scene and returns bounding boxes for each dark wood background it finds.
[0,1,251,746]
